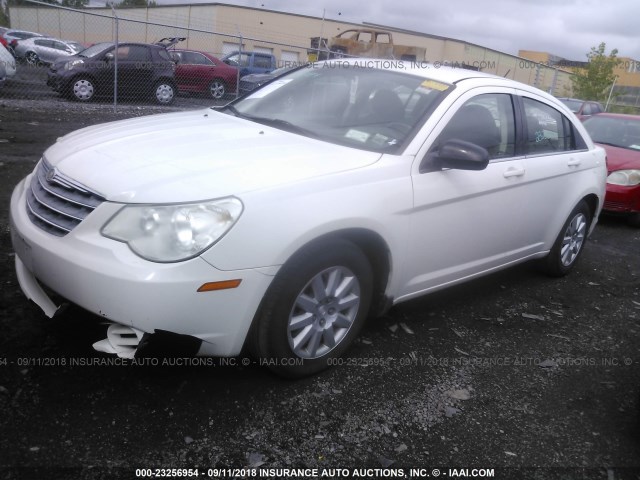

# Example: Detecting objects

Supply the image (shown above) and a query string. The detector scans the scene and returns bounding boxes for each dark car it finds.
[47,42,177,104]
[583,113,640,226]
[238,65,296,95]
[558,97,605,119]
[169,49,238,99]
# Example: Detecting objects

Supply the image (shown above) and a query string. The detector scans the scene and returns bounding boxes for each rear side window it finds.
[254,55,272,69]
[523,98,573,154]
[158,49,172,61]
[116,45,150,62]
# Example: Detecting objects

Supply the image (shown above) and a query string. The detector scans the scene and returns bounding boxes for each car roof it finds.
[325,58,534,88]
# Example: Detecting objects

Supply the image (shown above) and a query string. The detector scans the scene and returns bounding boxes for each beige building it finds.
[10,2,574,95]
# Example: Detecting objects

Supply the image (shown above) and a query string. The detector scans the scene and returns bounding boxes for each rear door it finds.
[116,45,152,98]
[517,92,599,245]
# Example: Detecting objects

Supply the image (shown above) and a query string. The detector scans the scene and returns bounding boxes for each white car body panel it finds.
[9,62,608,359]
[45,109,381,203]
[0,44,16,78]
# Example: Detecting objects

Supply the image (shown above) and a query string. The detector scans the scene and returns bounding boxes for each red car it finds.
[583,113,640,226]
[170,49,238,99]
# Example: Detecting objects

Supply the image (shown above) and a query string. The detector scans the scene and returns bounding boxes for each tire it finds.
[208,79,226,99]
[628,212,640,228]
[71,77,95,102]
[542,200,592,277]
[154,80,175,105]
[25,51,40,66]
[249,239,373,378]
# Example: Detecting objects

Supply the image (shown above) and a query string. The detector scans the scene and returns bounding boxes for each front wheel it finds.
[249,239,373,378]
[71,77,95,102]
[542,200,592,276]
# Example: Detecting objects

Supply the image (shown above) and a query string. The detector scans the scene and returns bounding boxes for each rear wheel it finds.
[249,239,373,378]
[25,51,41,66]
[154,80,175,105]
[542,200,592,276]
[208,79,226,99]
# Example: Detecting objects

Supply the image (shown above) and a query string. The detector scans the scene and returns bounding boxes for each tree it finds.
[571,42,620,102]
[0,3,9,27]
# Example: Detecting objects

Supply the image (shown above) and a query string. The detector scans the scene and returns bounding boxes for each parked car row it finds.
[1,27,288,103]
[552,97,640,228]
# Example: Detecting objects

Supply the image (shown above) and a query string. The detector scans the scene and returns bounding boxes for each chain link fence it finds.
[0,1,321,111]
[7,1,633,114]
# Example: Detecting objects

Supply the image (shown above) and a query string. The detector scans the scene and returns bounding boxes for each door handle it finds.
[503,167,526,178]
[567,158,581,167]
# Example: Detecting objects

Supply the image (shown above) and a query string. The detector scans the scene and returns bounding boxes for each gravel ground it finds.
[0,97,639,480]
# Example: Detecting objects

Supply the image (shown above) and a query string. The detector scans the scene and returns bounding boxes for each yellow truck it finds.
[310,29,426,62]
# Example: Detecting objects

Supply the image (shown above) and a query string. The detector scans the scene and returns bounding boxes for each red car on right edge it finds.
[583,113,640,227]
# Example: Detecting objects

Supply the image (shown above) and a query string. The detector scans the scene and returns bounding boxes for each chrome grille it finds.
[26,159,105,236]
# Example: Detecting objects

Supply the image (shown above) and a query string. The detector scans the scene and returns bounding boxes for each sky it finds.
[153,0,640,61]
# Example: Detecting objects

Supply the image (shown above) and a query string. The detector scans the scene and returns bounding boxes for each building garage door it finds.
[223,42,244,56]
[281,50,300,67]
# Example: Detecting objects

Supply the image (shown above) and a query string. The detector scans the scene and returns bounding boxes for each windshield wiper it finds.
[241,115,317,138]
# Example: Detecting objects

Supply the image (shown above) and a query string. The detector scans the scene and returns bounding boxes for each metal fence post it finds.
[111,4,119,113]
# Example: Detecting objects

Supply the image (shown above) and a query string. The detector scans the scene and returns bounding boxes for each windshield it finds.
[78,42,114,58]
[583,115,640,150]
[225,63,451,153]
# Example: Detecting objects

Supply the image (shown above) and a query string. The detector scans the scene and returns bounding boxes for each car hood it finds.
[43,108,381,203]
[598,142,640,172]
[241,73,273,82]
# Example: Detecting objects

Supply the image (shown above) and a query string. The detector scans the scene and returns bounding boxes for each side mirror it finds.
[105,52,114,61]
[420,139,490,173]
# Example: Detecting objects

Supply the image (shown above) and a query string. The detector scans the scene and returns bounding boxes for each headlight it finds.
[64,59,84,71]
[607,169,640,186]
[101,198,243,262]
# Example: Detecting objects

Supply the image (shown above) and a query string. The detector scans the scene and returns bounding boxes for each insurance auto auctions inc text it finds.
[204,468,495,478]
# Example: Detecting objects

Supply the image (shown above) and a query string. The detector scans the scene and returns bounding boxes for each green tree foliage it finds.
[0,4,9,27]
[571,43,620,102]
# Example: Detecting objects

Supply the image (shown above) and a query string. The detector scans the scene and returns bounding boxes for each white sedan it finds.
[0,43,16,86]
[10,60,607,377]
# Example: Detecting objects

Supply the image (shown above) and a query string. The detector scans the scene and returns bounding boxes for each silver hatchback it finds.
[15,37,83,65]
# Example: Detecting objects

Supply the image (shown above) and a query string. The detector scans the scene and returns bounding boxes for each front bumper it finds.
[604,183,640,214]
[10,175,275,357]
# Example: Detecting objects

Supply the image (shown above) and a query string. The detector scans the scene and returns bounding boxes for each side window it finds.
[523,97,572,154]
[434,93,516,159]
[254,55,272,69]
